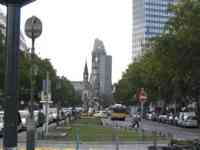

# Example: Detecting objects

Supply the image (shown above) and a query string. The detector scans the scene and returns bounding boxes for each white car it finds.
[93,111,107,118]
[146,113,153,120]
[158,115,168,123]
[182,116,198,128]
[19,110,29,129]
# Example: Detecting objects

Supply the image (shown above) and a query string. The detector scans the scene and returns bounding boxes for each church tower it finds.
[83,61,89,83]
[82,61,90,112]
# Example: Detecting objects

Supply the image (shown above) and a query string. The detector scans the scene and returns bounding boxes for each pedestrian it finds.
[38,110,45,138]
[131,116,140,128]
[38,110,45,126]
[135,117,140,128]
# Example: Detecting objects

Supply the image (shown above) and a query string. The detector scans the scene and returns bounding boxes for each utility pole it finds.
[0,1,36,150]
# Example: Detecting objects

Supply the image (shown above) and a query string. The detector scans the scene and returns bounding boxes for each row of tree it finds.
[0,28,81,108]
[114,0,200,122]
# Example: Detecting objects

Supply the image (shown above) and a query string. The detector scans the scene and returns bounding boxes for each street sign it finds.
[41,91,52,101]
[139,88,147,103]
[25,16,42,39]
[0,0,35,5]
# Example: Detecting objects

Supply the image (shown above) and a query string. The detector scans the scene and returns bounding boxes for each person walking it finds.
[131,116,140,128]
[38,110,45,138]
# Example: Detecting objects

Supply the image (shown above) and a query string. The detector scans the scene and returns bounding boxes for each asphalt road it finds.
[142,120,200,140]
[102,118,200,140]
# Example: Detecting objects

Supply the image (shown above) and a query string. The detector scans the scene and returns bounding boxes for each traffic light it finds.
[0,0,35,5]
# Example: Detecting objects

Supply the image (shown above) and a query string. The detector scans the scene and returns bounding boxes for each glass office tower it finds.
[132,0,176,60]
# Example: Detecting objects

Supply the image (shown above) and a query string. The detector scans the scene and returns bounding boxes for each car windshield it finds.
[0,0,200,150]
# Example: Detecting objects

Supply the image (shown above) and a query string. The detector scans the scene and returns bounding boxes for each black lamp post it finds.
[0,1,36,150]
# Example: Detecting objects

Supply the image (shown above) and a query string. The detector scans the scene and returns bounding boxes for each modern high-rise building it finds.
[132,0,177,60]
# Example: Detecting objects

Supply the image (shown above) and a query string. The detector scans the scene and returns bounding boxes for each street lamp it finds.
[25,16,42,150]
[0,1,36,150]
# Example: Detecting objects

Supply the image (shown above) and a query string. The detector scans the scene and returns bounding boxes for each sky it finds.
[1,0,132,83]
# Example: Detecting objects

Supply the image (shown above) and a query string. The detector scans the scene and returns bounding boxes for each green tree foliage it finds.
[0,29,80,107]
[54,76,80,107]
[114,0,200,122]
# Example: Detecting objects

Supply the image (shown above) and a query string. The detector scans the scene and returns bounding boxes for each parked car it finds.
[50,108,58,122]
[166,114,174,124]
[62,107,72,117]
[146,113,153,120]
[33,110,39,126]
[182,116,198,128]
[151,113,159,121]
[93,111,107,118]
[172,115,179,125]
[48,111,54,123]
[0,111,23,132]
[158,114,168,123]
[178,112,196,127]
[19,110,29,129]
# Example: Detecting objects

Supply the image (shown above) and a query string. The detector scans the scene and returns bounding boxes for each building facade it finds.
[90,39,112,105]
[132,0,176,60]
[81,62,92,111]
[71,81,84,93]
[72,39,112,111]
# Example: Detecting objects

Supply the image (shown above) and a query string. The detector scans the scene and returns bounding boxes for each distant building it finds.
[71,81,84,93]
[81,62,89,110]
[90,39,112,107]
[132,0,177,60]
[72,39,112,111]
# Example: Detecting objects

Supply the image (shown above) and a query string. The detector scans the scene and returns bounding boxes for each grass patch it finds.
[171,139,194,145]
[71,117,102,125]
[67,118,161,141]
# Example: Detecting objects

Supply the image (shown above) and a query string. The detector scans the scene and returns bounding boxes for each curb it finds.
[18,140,169,145]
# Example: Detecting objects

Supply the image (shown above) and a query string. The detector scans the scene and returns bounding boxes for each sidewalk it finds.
[16,142,167,150]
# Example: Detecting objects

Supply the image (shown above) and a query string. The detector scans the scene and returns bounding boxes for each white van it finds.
[178,112,196,127]
[182,116,198,128]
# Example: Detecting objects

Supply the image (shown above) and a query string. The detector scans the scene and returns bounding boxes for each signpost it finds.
[25,16,42,39]
[25,16,42,150]
[0,1,36,150]
[138,88,147,130]
[40,72,52,136]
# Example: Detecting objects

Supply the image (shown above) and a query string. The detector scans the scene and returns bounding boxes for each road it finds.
[102,118,200,140]
[142,120,200,140]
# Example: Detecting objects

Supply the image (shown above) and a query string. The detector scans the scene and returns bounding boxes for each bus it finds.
[110,104,129,121]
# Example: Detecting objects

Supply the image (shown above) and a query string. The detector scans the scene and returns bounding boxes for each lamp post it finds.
[25,16,42,150]
[0,1,36,150]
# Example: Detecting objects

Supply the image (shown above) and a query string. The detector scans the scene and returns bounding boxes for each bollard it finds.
[141,129,145,141]
[115,132,119,150]
[153,131,157,149]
